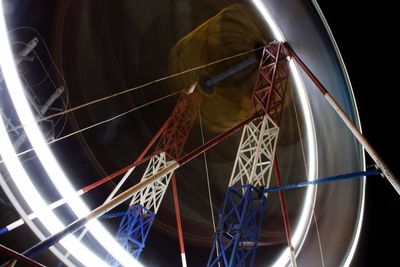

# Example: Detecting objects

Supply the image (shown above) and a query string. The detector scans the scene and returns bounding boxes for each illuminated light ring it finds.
[0,118,107,266]
[251,0,318,266]
[0,1,360,266]
[253,0,365,266]
[0,165,76,266]
[309,2,366,267]
[0,2,141,266]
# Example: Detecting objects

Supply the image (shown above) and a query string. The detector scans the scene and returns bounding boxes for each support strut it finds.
[284,44,400,196]
[208,41,292,267]
[21,112,261,260]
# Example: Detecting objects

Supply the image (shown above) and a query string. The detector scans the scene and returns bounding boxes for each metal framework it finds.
[207,42,290,267]
[107,90,201,264]
[228,115,279,188]
[0,38,64,151]
[8,40,396,267]
[207,184,267,267]
[109,205,155,259]
[252,42,288,124]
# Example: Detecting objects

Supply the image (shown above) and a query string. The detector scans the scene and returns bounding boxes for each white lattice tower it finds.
[129,152,174,213]
[228,114,279,188]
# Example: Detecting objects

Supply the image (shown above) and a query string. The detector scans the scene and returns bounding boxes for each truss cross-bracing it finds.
[13,39,399,266]
[207,42,290,267]
[228,115,279,188]
[207,184,267,267]
[107,91,201,264]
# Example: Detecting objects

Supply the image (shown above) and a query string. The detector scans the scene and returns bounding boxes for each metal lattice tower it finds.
[107,90,201,265]
[207,42,290,267]
[8,39,398,267]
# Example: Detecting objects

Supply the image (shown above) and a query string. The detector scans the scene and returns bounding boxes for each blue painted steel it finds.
[23,216,89,259]
[263,169,380,194]
[0,212,125,240]
[207,169,379,267]
[106,204,155,265]
[99,211,127,220]
[0,226,8,236]
[207,184,267,267]
[204,57,257,89]
[20,169,378,260]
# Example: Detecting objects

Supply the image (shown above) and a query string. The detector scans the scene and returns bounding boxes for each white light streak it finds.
[251,0,318,266]
[0,1,141,266]
[0,117,107,266]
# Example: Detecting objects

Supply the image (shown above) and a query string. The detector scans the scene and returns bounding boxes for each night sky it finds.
[317,1,399,266]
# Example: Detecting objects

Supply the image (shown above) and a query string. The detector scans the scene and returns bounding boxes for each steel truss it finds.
[18,41,398,266]
[108,205,155,260]
[228,115,279,188]
[207,184,267,267]
[107,91,201,264]
[208,42,289,267]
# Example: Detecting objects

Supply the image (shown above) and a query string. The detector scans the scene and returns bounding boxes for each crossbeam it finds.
[21,112,261,260]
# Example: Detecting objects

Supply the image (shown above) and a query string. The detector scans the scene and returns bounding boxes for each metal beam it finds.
[285,44,400,196]
[22,111,262,259]
[0,244,44,267]
[263,169,380,193]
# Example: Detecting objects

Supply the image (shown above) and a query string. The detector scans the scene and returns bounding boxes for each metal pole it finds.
[285,44,400,196]
[13,87,64,150]
[273,158,297,267]
[23,162,179,259]
[203,57,257,89]
[15,38,39,65]
[171,173,187,267]
[0,38,39,85]
[0,152,155,237]
[39,87,64,115]
[263,169,380,194]
[22,112,262,259]
[0,244,44,267]
[0,119,167,237]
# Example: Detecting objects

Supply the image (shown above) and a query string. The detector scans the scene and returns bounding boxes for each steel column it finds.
[208,42,290,267]
[110,91,201,263]
[207,185,267,267]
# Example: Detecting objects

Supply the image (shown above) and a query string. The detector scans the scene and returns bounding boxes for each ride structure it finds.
[206,42,293,267]
[106,86,202,264]
[1,38,398,267]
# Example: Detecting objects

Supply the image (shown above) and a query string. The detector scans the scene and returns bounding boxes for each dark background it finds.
[317,1,399,266]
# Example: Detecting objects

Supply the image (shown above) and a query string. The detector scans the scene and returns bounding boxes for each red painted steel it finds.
[0,244,44,267]
[81,153,155,193]
[273,158,295,254]
[283,44,328,95]
[171,173,185,254]
[155,91,202,258]
[252,42,289,124]
[253,43,295,260]
[82,91,201,193]
[179,111,262,165]
[156,92,202,160]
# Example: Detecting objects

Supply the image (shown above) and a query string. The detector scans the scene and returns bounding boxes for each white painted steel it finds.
[228,114,279,189]
[324,93,400,195]
[129,152,174,213]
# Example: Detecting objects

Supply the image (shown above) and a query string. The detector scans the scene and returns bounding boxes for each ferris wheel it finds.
[0,1,398,267]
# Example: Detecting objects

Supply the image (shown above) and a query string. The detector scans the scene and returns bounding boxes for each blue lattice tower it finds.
[207,185,267,267]
[106,205,155,265]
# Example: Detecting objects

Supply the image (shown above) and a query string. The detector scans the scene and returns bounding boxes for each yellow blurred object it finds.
[169,3,273,132]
